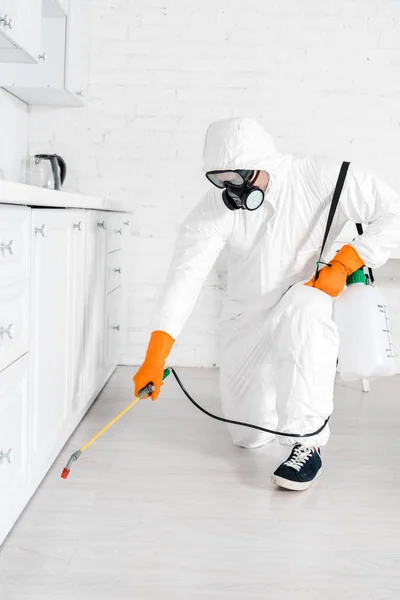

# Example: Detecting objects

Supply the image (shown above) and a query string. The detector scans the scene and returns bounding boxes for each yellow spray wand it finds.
[61,368,171,479]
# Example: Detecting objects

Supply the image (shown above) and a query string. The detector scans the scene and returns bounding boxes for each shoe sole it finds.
[271,468,322,491]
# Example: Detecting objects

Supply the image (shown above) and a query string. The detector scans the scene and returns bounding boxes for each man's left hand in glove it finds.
[305,244,364,297]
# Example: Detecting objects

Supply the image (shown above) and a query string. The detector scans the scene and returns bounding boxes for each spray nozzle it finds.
[60,450,82,479]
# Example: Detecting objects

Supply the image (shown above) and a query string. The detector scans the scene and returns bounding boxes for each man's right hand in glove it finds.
[133,330,175,400]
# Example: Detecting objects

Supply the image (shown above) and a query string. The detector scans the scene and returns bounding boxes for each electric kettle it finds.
[33,154,67,190]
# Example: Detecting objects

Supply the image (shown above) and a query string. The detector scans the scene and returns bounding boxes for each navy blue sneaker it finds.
[271,444,322,491]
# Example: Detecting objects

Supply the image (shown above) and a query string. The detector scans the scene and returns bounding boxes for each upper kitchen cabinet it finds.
[0,0,42,63]
[0,0,91,106]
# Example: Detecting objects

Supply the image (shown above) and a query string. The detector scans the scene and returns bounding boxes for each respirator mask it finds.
[205,169,265,211]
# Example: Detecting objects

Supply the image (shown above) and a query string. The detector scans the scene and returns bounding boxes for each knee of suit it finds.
[287,284,334,322]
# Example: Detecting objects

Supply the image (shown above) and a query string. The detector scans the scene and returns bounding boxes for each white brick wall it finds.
[28,0,400,367]
[0,90,27,182]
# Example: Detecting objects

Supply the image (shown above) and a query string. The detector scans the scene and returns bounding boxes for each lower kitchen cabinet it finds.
[0,280,30,373]
[30,209,75,479]
[66,211,87,423]
[0,202,129,546]
[83,210,108,399]
[0,355,30,544]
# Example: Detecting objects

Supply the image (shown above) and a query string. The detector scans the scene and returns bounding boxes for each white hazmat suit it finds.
[153,118,400,449]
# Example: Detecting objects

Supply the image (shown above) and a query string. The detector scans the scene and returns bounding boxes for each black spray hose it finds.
[170,367,330,439]
[61,367,331,480]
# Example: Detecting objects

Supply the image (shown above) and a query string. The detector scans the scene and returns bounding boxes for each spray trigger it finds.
[138,368,171,399]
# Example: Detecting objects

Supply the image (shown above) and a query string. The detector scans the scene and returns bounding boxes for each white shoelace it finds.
[284,446,313,472]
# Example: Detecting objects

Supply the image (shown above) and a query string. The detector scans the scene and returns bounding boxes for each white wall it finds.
[28,0,400,367]
[0,90,28,182]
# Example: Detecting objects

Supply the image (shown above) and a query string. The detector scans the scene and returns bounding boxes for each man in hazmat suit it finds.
[134,117,400,491]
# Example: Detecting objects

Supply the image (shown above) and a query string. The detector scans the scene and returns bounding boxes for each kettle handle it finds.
[55,155,67,187]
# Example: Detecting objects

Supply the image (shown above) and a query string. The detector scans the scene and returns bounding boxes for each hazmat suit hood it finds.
[202,117,287,176]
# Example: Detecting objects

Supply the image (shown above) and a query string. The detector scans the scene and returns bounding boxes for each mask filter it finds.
[206,169,265,211]
[223,185,264,211]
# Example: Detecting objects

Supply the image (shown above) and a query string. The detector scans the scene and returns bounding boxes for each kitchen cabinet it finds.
[106,249,123,294]
[107,213,127,252]
[65,210,87,423]
[105,287,122,368]
[107,214,130,360]
[105,212,128,367]
[64,0,91,103]
[119,217,131,360]
[30,209,75,478]
[0,355,30,544]
[0,0,91,106]
[0,280,30,373]
[0,201,31,544]
[0,204,31,288]
[83,211,108,398]
[0,0,42,64]
[0,193,130,546]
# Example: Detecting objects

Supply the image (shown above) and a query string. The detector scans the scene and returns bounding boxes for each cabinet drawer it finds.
[0,205,31,287]
[0,355,30,519]
[106,250,123,294]
[105,287,122,367]
[0,281,30,373]
[107,213,124,253]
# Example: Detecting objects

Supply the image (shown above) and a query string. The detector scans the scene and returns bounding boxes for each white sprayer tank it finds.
[334,268,396,381]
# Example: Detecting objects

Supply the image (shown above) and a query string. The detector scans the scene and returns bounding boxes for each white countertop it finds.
[0,180,131,212]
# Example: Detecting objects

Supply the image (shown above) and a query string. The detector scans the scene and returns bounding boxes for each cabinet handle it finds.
[73,221,82,231]
[97,220,106,229]
[1,14,11,28]
[123,220,130,227]
[112,325,120,331]
[38,52,46,61]
[76,90,84,97]
[34,225,46,238]
[114,267,121,274]
[0,324,13,340]
[0,240,13,256]
[0,449,12,464]
[116,228,123,235]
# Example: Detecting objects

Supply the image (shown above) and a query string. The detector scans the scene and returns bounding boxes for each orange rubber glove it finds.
[133,330,175,400]
[305,244,364,297]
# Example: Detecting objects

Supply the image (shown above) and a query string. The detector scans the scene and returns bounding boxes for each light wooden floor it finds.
[1,366,400,599]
